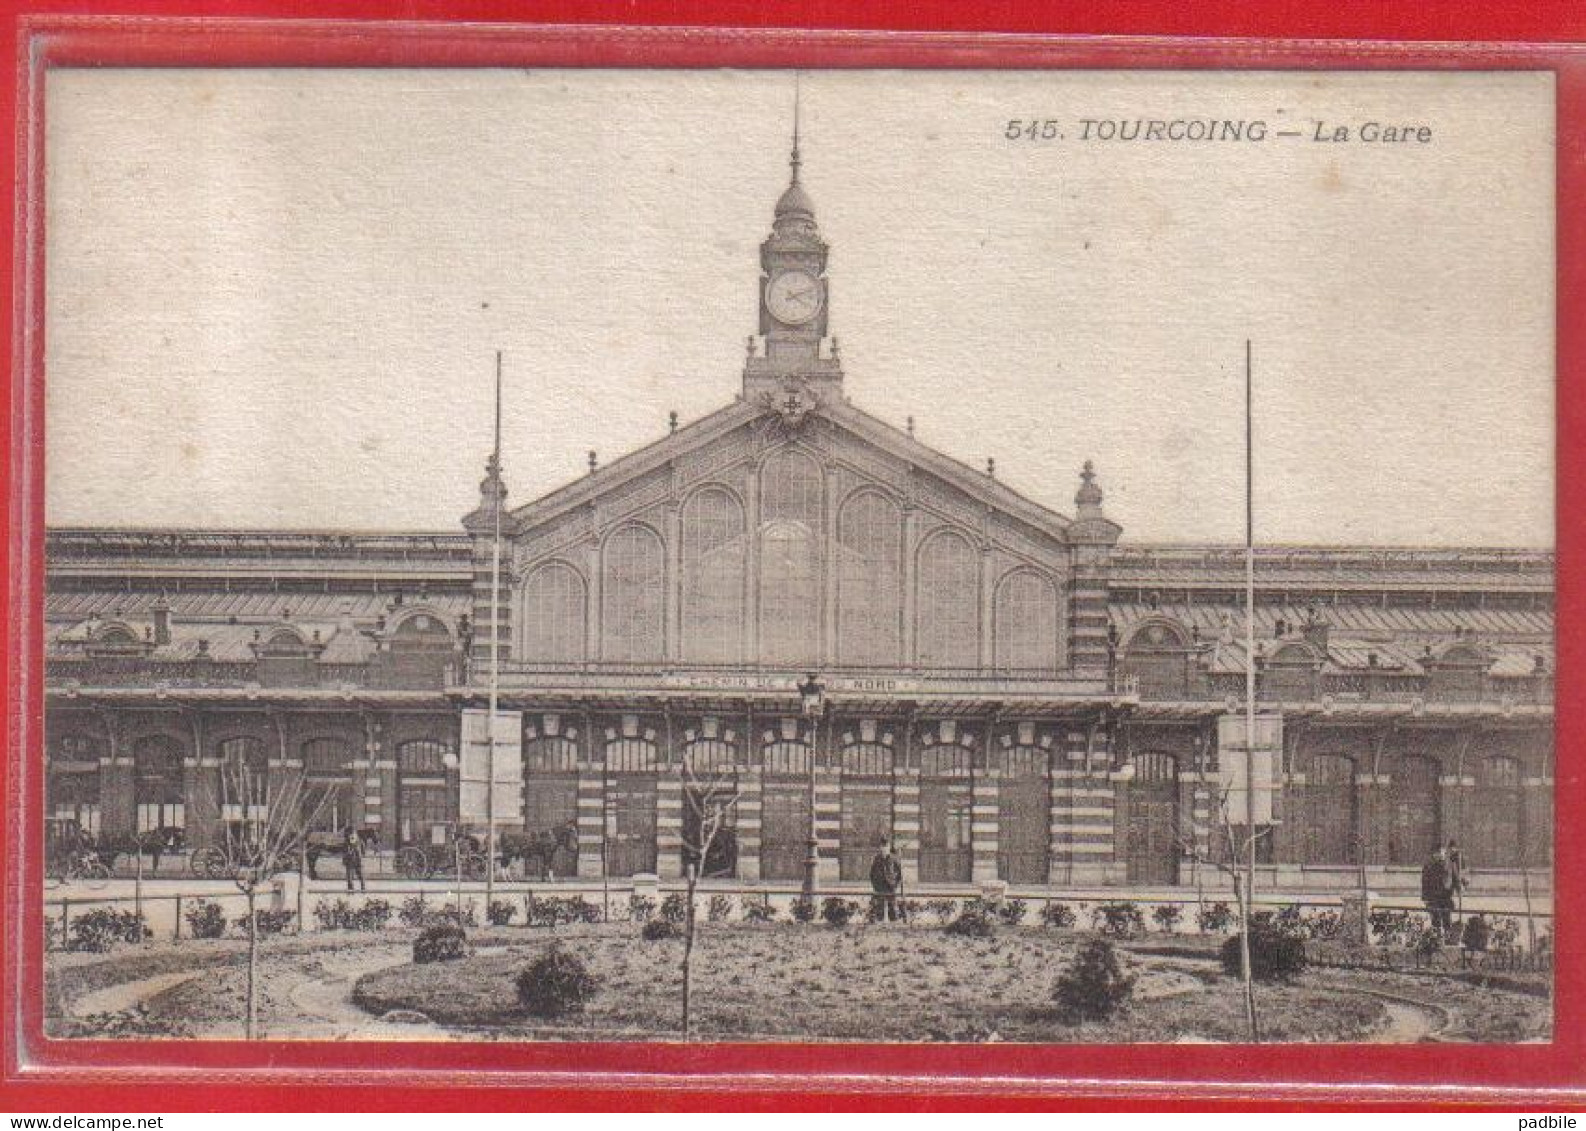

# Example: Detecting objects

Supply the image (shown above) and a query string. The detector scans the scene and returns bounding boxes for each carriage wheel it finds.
[396,847,432,881]
[78,858,111,890]
[190,846,229,880]
[460,852,489,882]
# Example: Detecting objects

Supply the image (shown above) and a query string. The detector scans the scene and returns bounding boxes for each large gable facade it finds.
[42,140,1553,895]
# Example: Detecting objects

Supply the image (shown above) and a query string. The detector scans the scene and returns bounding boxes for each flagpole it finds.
[1243,338,1260,1041]
[486,350,503,912]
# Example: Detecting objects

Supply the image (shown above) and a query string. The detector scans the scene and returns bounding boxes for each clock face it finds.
[766,270,822,325]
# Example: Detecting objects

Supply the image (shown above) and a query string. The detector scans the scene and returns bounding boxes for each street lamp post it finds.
[798,673,826,904]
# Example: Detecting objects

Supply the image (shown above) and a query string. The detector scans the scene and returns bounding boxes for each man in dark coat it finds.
[1421,846,1455,941]
[341,826,367,893]
[869,839,903,923]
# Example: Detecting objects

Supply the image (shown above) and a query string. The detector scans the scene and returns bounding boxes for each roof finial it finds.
[790,71,802,186]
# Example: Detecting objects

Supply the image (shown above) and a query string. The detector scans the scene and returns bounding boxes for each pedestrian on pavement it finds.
[1421,844,1456,942]
[869,838,903,923]
[342,826,367,893]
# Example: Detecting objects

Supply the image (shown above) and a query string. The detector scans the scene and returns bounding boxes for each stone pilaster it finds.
[576,772,605,878]
[656,774,684,879]
[1048,725,1118,884]
[736,768,763,881]
[894,770,921,885]
[813,770,841,884]
[971,775,999,881]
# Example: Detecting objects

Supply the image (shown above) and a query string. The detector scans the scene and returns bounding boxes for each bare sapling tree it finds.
[678,750,742,1041]
[1178,781,1270,1043]
[205,755,330,1039]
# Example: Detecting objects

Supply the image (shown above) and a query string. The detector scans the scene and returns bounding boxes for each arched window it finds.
[841,742,893,777]
[133,735,185,833]
[216,736,268,819]
[523,563,587,664]
[1122,620,1192,700]
[759,448,823,665]
[1470,753,1523,868]
[387,612,454,687]
[916,530,979,668]
[994,570,1059,672]
[837,490,902,665]
[1297,753,1357,864]
[50,733,104,836]
[602,525,665,663]
[301,737,354,833]
[682,488,745,663]
[1389,754,1441,866]
[524,736,580,773]
[396,739,452,848]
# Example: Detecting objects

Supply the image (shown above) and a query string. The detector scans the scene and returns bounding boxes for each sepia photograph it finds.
[37,65,1555,1046]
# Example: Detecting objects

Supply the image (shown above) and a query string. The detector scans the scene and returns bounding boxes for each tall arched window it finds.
[837,490,902,665]
[133,735,185,833]
[994,569,1059,672]
[216,736,268,820]
[1471,753,1523,868]
[397,739,453,848]
[602,524,665,662]
[301,737,355,833]
[916,529,979,668]
[50,733,104,836]
[522,562,587,664]
[682,488,746,662]
[1298,753,1357,864]
[759,448,823,665]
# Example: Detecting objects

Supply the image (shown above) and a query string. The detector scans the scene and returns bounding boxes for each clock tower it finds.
[744,110,843,402]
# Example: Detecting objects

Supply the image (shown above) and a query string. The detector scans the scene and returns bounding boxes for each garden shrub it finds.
[516,947,599,1018]
[895,898,927,923]
[314,898,351,930]
[945,902,997,938]
[353,898,393,931]
[659,893,689,925]
[996,899,1029,927]
[1040,902,1077,930]
[1091,902,1145,939]
[627,894,657,923]
[707,894,734,923]
[923,898,959,925]
[428,903,478,930]
[742,900,777,924]
[791,896,817,923]
[1219,920,1308,982]
[487,899,517,927]
[67,909,150,952]
[1369,908,1417,948]
[1303,909,1341,941]
[641,917,681,941]
[1197,901,1236,934]
[820,897,862,928]
[399,894,431,928]
[412,922,470,964]
[235,909,295,937]
[184,899,227,940]
[1053,938,1136,1022]
[1151,904,1183,934]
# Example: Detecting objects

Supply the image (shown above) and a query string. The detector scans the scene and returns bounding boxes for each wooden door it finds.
[840,781,893,881]
[607,776,657,877]
[918,779,972,882]
[1389,755,1440,866]
[998,776,1050,884]
[524,775,579,877]
[759,779,810,881]
[1125,751,1180,884]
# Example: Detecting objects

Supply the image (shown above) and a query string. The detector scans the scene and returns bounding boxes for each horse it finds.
[95,827,187,873]
[303,827,380,880]
[498,824,578,881]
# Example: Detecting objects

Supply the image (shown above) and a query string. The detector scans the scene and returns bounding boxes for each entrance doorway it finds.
[840,780,892,881]
[918,779,972,882]
[1125,751,1180,884]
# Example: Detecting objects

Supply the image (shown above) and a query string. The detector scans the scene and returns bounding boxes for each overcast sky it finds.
[44,68,1554,547]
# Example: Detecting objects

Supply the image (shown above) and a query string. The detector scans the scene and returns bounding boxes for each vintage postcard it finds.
[38,65,1554,1047]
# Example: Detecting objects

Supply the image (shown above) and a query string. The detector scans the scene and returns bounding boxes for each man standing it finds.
[1421,845,1455,942]
[341,827,367,894]
[869,839,903,923]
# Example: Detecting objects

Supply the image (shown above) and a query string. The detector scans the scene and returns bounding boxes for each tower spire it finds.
[790,72,802,185]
